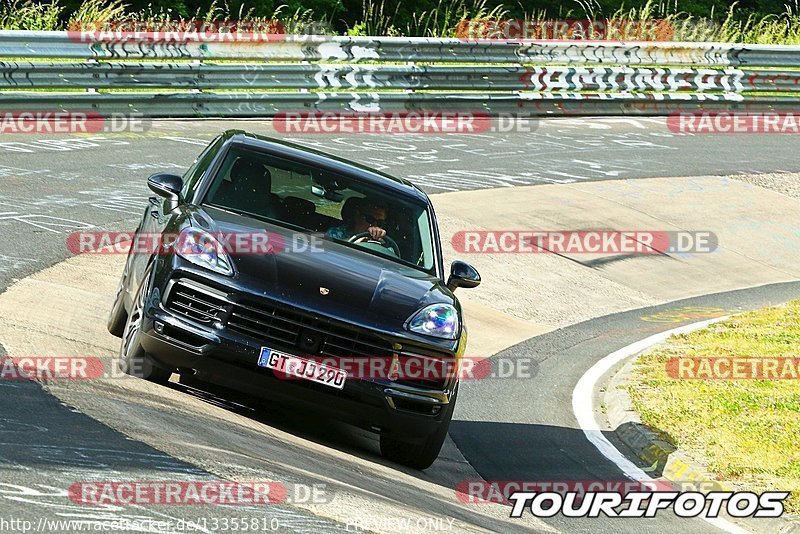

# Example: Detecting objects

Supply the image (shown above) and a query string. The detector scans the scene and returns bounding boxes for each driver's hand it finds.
[368,226,386,240]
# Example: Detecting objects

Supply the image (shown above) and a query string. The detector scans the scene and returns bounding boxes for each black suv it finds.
[108,130,481,469]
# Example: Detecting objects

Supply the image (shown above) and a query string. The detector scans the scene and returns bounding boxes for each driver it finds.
[326,197,388,241]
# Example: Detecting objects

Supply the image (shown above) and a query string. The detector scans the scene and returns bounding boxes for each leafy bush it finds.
[0,0,62,30]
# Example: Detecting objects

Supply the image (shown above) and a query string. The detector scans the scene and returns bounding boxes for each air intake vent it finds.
[166,281,227,324]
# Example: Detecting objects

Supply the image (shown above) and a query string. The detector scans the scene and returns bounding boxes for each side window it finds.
[181,135,225,202]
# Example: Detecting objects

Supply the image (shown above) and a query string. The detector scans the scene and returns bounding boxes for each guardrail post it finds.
[191,59,202,93]
[84,58,98,94]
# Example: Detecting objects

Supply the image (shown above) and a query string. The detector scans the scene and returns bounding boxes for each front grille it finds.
[166,279,452,390]
[227,300,395,360]
[228,299,452,389]
[227,303,303,348]
[165,281,227,324]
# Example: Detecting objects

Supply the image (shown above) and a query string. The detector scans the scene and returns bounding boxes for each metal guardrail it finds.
[2,63,799,92]
[1,31,799,117]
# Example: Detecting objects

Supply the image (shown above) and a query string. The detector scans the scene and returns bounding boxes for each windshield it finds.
[203,145,437,272]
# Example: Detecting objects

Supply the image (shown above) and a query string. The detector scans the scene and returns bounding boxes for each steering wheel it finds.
[348,232,402,257]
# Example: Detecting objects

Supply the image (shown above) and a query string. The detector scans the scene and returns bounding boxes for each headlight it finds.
[175,228,234,276]
[406,304,459,339]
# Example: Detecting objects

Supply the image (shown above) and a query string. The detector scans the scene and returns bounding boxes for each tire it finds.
[380,387,458,470]
[107,275,128,338]
[118,268,171,383]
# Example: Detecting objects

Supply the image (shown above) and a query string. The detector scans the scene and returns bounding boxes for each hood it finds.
[191,207,455,332]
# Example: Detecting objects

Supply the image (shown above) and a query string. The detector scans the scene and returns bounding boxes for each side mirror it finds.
[446,260,481,292]
[148,173,183,200]
[148,173,184,212]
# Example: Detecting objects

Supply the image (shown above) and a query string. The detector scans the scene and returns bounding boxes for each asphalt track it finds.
[1,117,799,533]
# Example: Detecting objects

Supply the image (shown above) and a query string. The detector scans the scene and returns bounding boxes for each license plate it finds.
[258,348,346,390]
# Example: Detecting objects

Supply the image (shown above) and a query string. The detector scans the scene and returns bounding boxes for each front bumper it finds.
[139,272,460,441]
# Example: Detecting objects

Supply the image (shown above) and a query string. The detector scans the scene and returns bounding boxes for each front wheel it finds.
[118,268,171,383]
[380,387,458,470]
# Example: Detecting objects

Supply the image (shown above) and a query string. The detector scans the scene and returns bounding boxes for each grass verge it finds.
[628,300,800,513]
